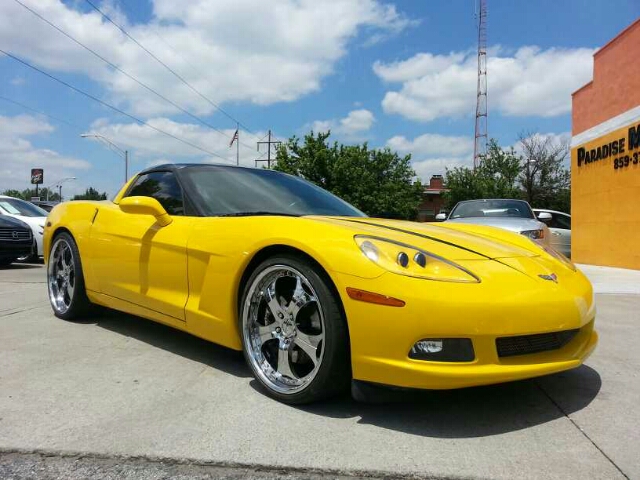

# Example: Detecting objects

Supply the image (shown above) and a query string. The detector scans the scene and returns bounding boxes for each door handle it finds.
[552,231,561,236]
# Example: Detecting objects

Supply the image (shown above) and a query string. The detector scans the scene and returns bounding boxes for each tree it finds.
[1,188,61,201]
[444,139,522,208]
[274,131,423,219]
[518,132,570,212]
[73,187,108,201]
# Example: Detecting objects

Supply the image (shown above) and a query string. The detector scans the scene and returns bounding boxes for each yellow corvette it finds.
[44,164,597,404]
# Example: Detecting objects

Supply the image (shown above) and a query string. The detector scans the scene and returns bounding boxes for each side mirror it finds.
[119,196,172,227]
[435,213,447,221]
[537,212,552,221]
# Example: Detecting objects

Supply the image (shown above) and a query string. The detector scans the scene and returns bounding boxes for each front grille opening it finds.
[496,329,579,358]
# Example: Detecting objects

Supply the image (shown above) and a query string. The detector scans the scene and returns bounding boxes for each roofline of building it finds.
[572,18,640,97]
[594,17,640,58]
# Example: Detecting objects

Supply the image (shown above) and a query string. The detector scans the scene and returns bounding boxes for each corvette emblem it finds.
[539,273,558,283]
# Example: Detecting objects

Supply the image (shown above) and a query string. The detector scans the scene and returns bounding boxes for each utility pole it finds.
[255,130,281,169]
[236,123,240,165]
[473,0,488,169]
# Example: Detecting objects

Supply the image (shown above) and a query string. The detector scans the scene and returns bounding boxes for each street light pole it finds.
[45,177,76,201]
[80,133,129,184]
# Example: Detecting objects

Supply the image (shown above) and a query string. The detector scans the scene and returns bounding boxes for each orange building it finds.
[571,18,640,269]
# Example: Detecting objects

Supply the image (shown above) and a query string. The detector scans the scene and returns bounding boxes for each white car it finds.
[0,195,48,259]
[533,208,571,258]
[436,199,552,246]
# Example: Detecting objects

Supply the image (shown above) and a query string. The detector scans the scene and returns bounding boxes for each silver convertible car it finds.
[436,199,552,246]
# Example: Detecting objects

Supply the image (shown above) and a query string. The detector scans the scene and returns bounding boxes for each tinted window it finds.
[549,213,571,229]
[126,171,184,215]
[450,200,534,219]
[0,197,48,217]
[180,166,365,217]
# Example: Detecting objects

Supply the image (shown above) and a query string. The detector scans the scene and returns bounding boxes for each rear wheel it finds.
[47,232,91,320]
[240,254,350,404]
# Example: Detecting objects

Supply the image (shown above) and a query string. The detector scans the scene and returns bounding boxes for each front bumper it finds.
[332,257,597,390]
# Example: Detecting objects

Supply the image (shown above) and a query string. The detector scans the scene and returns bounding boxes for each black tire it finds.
[47,232,92,321]
[239,254,350,404]
[0,258,15,267]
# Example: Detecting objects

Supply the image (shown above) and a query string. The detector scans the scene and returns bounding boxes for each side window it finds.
[549,213,571,230]
[125,171,185,215]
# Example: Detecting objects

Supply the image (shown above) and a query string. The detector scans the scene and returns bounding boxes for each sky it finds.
[0,0,638,198]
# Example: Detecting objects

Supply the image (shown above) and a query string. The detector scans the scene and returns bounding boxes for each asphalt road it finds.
[0,263,638,480]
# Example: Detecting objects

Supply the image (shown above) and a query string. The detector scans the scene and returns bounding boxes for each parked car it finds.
[0,195,48,259]
[436,199,552,246]
[534,209,571,258]
[30,200,59,212]
[44,164,596,404]
[0,215,33,267]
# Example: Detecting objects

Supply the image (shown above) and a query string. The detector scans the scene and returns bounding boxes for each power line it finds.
[114,0,261,141]
[0,48,229,160]
[12,0,254,151]
[255,130,281,169]
[85,0,260,140]
[0,95,84,131]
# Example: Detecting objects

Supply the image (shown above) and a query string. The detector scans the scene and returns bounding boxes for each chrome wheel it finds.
[243,265,325,395]
[48,238,76,315]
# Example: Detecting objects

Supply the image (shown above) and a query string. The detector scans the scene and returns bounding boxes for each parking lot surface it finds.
[1,264,638,479]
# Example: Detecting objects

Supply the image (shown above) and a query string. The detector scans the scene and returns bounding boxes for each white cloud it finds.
[374,46,595,122]
[10,77,25,86]
[387,133,474,157]
[87,117,267,168]
[386,132,474,183]
[311,109,375,138]
[0,114,91,193]
[0,0,414,116]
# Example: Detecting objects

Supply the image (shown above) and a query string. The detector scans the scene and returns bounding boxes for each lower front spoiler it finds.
[353,329,598,393]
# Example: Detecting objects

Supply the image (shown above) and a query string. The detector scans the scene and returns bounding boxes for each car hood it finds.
[315,216,540,261]
[445,216,544,232]
[0,215,31,229]
[5,214,46,229]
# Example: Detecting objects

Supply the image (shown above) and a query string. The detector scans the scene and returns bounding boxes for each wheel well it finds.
[237,244,349,332]
[48,227,73,257]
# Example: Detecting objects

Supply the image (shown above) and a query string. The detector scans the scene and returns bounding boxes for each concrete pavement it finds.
[0,263,637,479]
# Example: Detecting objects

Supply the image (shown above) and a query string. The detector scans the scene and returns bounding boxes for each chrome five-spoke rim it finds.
[48,238,75,314]
[243,265,325,395]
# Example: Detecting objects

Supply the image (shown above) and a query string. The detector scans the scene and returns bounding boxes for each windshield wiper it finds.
[218,211,301,217]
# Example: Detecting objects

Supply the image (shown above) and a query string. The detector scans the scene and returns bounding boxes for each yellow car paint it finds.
[44,183,597,391]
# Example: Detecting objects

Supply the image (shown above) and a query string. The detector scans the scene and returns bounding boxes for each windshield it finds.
[0,198,48,217]
[180,166,366,217]
[450,199,534,219]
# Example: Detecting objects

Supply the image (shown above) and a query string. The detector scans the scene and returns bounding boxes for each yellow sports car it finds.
[44,164,597,404]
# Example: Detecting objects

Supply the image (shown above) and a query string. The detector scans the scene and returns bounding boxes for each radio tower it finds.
[473,0,488,169]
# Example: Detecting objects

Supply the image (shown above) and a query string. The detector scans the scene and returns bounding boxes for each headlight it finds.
[355,235,480,283]
[541,243,576,271]
[521,229,545,240]
[527,238,576,271]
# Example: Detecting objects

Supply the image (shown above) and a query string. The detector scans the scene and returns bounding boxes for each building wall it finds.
[571,19,640,269]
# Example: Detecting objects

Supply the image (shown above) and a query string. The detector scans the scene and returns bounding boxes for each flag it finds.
[229,128,239,147]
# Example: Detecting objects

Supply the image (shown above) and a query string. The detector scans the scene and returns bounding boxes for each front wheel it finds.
[240,255,350,404]
[47,232,92,320]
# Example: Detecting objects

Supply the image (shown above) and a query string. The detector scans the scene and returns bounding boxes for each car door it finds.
[90,171,193,321]
[548,212,571,258]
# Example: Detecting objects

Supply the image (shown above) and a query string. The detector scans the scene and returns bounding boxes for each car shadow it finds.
[1,263,43,270]
[93,308,251,379]
[87,308,601,439]
[284,365,601,438]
